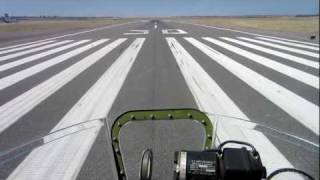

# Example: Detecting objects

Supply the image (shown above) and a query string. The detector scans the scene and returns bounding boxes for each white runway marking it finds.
[0,40,56,55]
[0,40,88,72]
[166,37,294,174]
[239,37,319,58]
[0,39,107,90]
[204,37,319,89]
[0,38,126,134]
[0,41,62,62]
[154,21,158,29]
[177,21,319,47]
[162,29,188,34]
[0,40,55,51]
[167,38,248,119]
[256,37,319,51]
[186,37,319,135]
[263,36,319,47]
[222,37,319,69]
[7,38,145,180]
[124,30,149,35]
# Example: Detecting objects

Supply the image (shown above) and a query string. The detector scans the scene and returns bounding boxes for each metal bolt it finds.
[168,114,173,119]
[187,113,193,119]
[150,114,155,119]
[130,115,135,120]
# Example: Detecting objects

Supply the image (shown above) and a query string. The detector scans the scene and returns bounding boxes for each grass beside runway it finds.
[183,16,319,34]
[0,19,131,33]
[0,19,131,42]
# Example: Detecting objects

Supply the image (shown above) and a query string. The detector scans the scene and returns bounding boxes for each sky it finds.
[0,0,319,17]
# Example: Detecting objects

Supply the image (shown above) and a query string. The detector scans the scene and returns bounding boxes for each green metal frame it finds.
[109,109,215,180]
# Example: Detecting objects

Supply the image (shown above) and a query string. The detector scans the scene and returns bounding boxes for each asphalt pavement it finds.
[0,20,319,180]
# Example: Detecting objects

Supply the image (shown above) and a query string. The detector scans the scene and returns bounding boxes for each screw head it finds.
[117,122,122,127]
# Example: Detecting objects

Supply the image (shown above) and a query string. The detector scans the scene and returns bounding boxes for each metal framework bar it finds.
[108,109,215,180]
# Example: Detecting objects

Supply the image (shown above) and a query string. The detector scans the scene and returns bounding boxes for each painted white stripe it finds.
[222,37,319,69]
[0,39,106,90]
[0,40,88,72]
[264,36,319,47]
[124,30,149,35]
[0,41,54,51]
[166,37,294,174]
[239,37,319,58]
[204,37,319,89]
[185,37,319,134]
[0,41,56,55]
[256,37,319,51]
[167,38,248,119]
[8,38,145,180]
[0,38,126,133]
[175,21,319,46]
[0,41,64,62]
[162,29,188,34]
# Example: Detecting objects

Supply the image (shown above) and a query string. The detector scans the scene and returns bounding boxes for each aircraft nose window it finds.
[0,1,318,180]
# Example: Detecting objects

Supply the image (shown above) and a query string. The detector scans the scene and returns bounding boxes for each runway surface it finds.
[0,20,319,180]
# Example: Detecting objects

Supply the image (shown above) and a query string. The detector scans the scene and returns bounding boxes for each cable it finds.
[267,168,315,180]
[217,140,258,156]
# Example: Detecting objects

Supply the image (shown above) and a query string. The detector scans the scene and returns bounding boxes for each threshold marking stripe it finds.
[0,38,126,133]
[0,39,106,90]
[263,36,319,47]
[7,38,145,180]
[185,37,319,135]
[177,21,319,47]
[0,40,56,55]
[0,41,54,51]
[239,37,319,58]
[222,37,319,69]
[166,37,293,174]
[0,41,65,62]
[256,37,319,51]
[204,37,319,89]
[0,40,88,72]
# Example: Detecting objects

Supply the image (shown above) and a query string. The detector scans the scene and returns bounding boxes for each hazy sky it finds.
[0,0,319,17]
